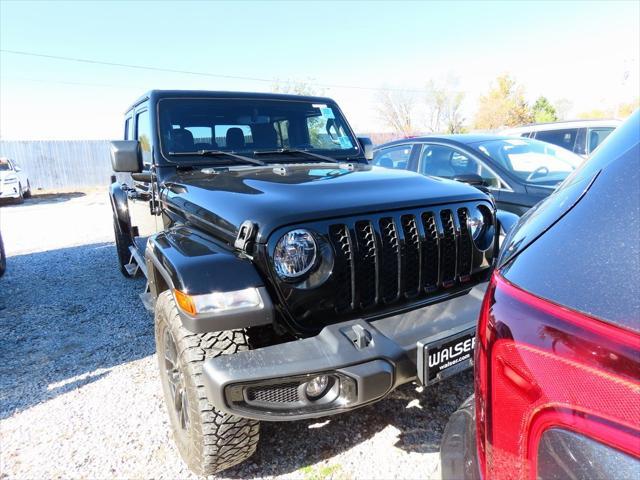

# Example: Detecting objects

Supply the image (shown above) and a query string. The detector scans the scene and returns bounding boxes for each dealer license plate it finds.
[417,325,476,386]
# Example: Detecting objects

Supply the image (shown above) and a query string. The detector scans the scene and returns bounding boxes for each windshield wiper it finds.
[253,148,339,163]
[169,150,266,166]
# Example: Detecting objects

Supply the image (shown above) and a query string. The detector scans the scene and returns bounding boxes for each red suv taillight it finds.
[476,272,640,480]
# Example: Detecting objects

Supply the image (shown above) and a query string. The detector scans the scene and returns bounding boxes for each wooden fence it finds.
[0,140,113,190]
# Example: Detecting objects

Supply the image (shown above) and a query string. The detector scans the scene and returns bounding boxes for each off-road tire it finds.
[155,291,260,475]
[0,232,6,277]
[113,216,134,277]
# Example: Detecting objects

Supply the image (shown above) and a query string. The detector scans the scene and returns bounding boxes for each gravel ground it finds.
[0,191,473,480]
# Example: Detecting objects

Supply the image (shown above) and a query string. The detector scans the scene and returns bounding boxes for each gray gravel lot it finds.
[0,191,473,479]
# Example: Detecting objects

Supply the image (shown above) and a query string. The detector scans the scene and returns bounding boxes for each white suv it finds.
[0,157,31,202]
[501,119,621,158]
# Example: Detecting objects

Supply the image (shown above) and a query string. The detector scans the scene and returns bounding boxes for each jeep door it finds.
[127,108,157,250]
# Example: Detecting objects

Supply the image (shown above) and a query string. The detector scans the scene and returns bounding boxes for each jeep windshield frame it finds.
[157,97,362,165]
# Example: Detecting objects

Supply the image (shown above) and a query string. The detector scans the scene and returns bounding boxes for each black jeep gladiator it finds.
[109,90,498,475]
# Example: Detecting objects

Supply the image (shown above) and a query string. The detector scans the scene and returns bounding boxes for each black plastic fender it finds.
[109,181,131,234]
[145,227,274,333]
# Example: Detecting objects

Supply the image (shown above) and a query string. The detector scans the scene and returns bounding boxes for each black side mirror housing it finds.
[497,210,520,236]
[358,137,374,161]
[110,140,142,173]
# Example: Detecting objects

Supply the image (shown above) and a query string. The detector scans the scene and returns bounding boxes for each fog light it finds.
[305,375,330,399]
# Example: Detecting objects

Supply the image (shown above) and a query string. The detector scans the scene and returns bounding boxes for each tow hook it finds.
[343,324,373,349]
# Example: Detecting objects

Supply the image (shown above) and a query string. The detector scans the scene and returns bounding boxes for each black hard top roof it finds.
[127,90,337,112]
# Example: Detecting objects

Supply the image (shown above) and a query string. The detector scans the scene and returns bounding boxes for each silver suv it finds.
[501,119,620,158]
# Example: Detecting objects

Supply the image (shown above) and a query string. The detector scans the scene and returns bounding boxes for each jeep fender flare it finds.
[109,181,131,234]
[144,228,274,333]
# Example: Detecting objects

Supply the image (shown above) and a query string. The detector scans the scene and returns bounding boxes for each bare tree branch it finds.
[375,88,416,137]
[271,78,326,96]
[425,78,466,134]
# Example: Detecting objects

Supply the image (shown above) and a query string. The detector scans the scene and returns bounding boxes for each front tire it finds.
[155,291,260,475]
[0,232,6,277]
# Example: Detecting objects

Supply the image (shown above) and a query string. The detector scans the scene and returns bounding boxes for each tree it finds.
[577,108,612,120]
[617,98,639,118]
[554,98,573,121]
[425,80,446,133]
[444,90,466,133]
[577,99,638,120]
[271,78,325,96]
[473,74,533,130]
[375,88,416,137]
[424,79,466,133]
[532,96,558,123]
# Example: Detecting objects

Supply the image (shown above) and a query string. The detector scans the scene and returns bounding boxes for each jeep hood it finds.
[161,163,488,243]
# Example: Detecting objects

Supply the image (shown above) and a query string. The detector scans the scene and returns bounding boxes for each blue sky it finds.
[1,0,638,139]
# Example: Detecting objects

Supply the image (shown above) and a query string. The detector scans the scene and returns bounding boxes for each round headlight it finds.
[273,229,317,279]
[468,207,486,241]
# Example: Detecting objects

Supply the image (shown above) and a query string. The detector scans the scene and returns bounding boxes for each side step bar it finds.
[126,246,155,313]
[125,246,149,278]
[139,291,155,313]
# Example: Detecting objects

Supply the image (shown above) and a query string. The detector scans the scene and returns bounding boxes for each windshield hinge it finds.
[235,220,258,254]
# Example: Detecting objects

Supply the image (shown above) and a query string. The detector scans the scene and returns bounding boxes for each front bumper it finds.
[202,283,486,421]
[0,186,20,199]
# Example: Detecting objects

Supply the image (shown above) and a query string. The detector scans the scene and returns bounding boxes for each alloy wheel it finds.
[164,330,190,430]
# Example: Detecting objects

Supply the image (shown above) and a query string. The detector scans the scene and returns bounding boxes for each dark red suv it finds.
[441,111,640,479]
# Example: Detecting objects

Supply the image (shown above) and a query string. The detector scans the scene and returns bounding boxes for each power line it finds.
[0,49,425,94]
[0,75,141,89]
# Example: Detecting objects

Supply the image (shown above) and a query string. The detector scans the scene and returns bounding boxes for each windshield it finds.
[158,98,359,164]
[0,159,12,171]
[474,138,583,185]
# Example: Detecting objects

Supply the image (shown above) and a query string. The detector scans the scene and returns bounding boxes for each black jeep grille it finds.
[401,214,421,298]
[329,224,354,312]
[421,212,439,291]
[325,206,484,313]
[269,202,494,328]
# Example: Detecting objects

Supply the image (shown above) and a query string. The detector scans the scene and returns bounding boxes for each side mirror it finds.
[14,166,21,172]
[110,140,142,173]
[497,210,520,236]
[453,173,485,186]
[496,209,520,251]
[358,137,374,161]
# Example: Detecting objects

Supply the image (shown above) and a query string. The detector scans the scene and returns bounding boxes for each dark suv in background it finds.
[440,111,639,479]
[373,135,583,215]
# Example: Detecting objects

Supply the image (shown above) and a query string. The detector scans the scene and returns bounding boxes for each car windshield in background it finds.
[0,160,11,171]
[474,138,583,185]
[158,98,359,163]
